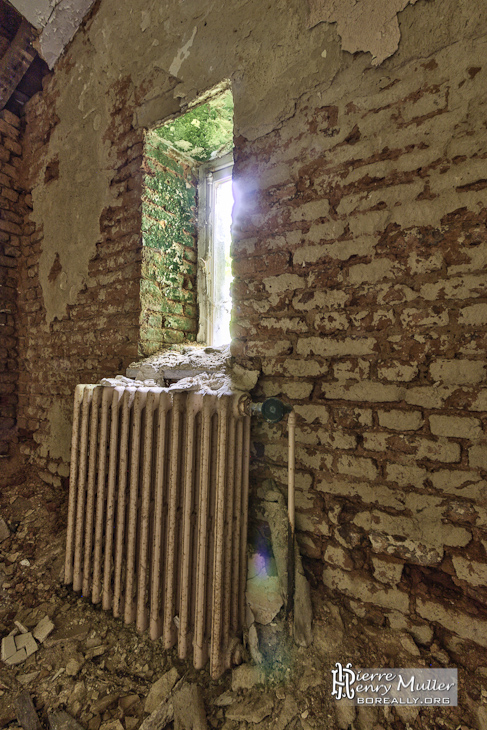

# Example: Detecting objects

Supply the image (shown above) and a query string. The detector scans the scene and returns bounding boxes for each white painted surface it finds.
[8,0,96,68]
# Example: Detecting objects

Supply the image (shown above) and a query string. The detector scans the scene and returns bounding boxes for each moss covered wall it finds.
[140,134,198,355]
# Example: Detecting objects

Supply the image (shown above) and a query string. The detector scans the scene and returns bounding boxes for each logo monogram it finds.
[331,662,356,700]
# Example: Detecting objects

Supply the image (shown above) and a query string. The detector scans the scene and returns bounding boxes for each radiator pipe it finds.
[287,409,296,617]
[250,398,296,616]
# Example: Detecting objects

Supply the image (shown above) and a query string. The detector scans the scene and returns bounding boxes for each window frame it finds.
[196,151,234,346]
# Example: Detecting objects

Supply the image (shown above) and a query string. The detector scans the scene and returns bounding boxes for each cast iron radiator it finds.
[64,384,251,678]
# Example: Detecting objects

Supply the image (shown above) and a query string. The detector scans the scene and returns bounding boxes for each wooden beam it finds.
[0,18,37,111]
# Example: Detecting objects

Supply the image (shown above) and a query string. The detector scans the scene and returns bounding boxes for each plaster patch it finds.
[169,26,197,78]
[43,399,72,461]
[31,62,116,325]
[308,0,420,65]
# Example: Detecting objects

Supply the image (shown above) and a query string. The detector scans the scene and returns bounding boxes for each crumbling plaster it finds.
[308,0,420,66]
[29,0,444,330]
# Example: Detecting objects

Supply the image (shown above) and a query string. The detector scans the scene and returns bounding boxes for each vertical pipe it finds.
[113,388,134,618]
[210,397,229,679]
[163,392,183,648]
[92,387,112,604]
[238,415,251,629]
[64,384,85,586]
[102,387,124,611]
[73,386,95,591]
[124,388,148,625]
[287,409,296,616]
[178,393,203,658]
[193,396,214,669]
[150,392,170,640]
[230,418,244,633]
[82,386,102,598]
[136,389,156,634]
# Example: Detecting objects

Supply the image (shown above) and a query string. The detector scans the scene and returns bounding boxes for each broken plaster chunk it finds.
[14,621,29,634]
[7,647,28,665]
[172,684,208,730]
[1,634,17,661]
[246,574,283,625]
[231,664,266,691]
[32,615,54,643]
[66,658,84,677]
[15,633,38,658]
[144,667,180,714]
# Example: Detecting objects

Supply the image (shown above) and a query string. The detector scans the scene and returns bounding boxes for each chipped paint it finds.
[168,26,197,78]
[308,0,420,65]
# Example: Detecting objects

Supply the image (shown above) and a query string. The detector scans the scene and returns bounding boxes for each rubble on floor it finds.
[0,472,485,730]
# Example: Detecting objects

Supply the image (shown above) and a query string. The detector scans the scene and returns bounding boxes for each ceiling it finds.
[0,0,95,117]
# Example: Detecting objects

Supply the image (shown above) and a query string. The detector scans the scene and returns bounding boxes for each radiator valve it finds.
[251,397,292,423]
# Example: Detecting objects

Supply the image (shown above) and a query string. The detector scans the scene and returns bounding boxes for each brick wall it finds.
[140,133,198,355]
[0,110,26,461]
[16,79,145,483]
[231,34,487,650]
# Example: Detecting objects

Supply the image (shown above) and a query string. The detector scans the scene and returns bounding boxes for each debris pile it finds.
[0,473,483,730]
[99,344,260,397]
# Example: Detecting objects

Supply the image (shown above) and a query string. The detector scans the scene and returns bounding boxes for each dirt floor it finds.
[0,471,485,730]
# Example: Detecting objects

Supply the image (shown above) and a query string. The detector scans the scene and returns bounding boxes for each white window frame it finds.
[196,152,234,346]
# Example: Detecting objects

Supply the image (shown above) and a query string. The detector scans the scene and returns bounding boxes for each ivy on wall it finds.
[157,91,233,163]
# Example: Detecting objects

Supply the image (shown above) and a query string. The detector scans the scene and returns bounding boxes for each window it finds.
[140,89,234,356]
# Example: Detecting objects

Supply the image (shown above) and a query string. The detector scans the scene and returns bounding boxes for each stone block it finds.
[333,359,370,380]
[262,273,305,294]
[322,566,409,613]
[322,381,404,403]
[415,437,461,463]
[336,454,378,481]
[417,598,487,648]
[469,443,487,470]
[400,308,448,328]
[371,556,403,585]
[429,358,485,385]
[452,556,487,587]
[459,302,487,326]
[362,432,389,451]
[296,336,376,358]
[385,462,427,488]
[355,509,471,554]
[324,544,353,571]
[429,414,482,440]
[378,409,423,431]
[430,470,486,499]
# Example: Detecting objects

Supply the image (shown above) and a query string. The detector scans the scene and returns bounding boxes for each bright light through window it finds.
[212,176,234,346]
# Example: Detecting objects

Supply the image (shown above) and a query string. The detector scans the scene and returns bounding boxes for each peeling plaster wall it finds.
[308,0,420,66]
[15,0,487,678]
